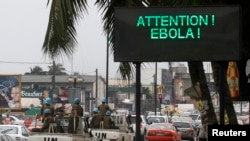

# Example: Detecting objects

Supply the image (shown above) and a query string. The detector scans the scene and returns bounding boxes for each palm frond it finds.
[43,0,88,60]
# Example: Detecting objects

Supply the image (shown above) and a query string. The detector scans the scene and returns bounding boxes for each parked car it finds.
[27,120,43,132]
[128,115,148,138]
[146,123,181,141]
[9,116,24,125]
[0,125,30,141]
[172,121,196,141]
[0,133,15,141]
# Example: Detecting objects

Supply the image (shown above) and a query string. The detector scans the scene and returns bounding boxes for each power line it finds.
[0,60,52,64]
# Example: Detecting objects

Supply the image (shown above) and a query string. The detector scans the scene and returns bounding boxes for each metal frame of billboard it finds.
[114,6,241,62]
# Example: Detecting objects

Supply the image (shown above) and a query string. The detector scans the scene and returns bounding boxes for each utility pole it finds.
[96,69,98,99]
[154,62,157,115]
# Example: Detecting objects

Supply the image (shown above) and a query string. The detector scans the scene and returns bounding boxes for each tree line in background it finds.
[24,63,67,75]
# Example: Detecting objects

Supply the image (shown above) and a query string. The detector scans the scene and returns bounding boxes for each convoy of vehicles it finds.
[28,112,136,141]
[3,104,236,141]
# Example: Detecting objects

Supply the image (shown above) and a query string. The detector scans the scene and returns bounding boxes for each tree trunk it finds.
[188,61,218,124]
[211,61,238,124]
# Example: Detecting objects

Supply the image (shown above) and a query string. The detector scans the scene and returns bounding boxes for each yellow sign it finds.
[44,90,49,98]
[157,85,164,94]
[227,61,239,99]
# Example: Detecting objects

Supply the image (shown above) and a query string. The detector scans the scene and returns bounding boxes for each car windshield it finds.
[149,124,172,130]
[130,116,142,124]
[147,117,165,123]
[0,126,18,134]
[189,114,199,120]
[173,122,191,128]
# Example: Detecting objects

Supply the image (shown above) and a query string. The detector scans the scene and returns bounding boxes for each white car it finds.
[146,115,169,123]
[128,115,148,138]
[0,125,30,141]
[9,116,25,125]
[0,133,14,141]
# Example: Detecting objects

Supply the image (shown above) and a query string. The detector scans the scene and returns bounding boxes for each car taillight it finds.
[163,132,173,137]
[148,132,156,136]
[139,123,142,128]
[189,128,194,135]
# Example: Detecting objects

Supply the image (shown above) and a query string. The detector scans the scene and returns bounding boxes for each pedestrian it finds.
[90,107,102,128]
[103,110,114,129]
[98,97,110,118]
[5,114,11,125]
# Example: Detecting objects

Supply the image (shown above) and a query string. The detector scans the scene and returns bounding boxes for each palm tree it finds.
[25,66,45,75]
[47,62,67,75]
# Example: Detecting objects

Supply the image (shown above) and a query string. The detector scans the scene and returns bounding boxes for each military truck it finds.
[29,112,135,141]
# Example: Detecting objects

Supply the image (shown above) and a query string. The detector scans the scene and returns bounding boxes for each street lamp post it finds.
[68,76,84,104]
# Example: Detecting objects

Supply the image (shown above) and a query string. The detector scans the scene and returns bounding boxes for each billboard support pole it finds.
[135,62,141,141]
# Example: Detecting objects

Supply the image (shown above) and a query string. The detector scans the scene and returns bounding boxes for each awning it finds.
[25,107,41,115]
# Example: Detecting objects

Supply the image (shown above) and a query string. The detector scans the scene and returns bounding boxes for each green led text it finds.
[136,15,215,39]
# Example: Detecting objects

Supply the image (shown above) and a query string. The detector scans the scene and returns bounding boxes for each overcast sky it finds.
[0,0,116,77]
[0,0,175,79]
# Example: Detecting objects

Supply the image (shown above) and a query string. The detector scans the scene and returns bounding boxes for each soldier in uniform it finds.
[72,98,83,117]
[32,108,54,132]
[69,98,83,134]
[68,110,79,134]
[90,107,102,128]
[103,110,114,129]
[41,97,55,122]
[98,97,110,118]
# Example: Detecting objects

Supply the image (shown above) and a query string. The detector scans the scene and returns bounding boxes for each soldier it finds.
[32,108,54,132]
[55,107,64,133]
[72,98,83,117]
[41,97,55,122]
[103,110,114,129]
[98,97,110,118]
[68,110,79,134]
[70,98,83,134]
[90,107,102,128]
